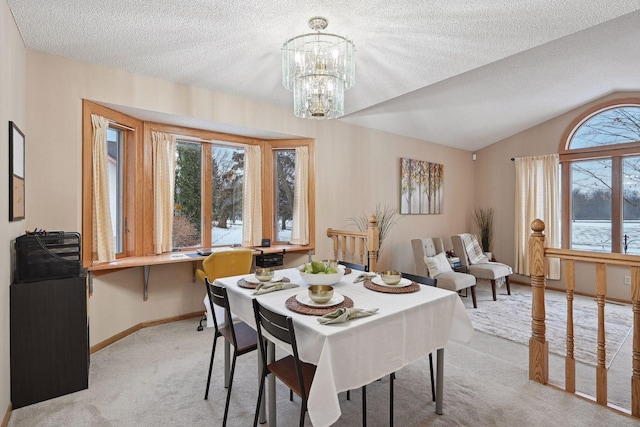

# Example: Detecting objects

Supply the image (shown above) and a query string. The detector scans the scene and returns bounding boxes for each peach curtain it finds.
[152,131,177,254]
[242,145,262,246]
[290,146,309,245]
[515,154,560,279]
[91,114,116,262]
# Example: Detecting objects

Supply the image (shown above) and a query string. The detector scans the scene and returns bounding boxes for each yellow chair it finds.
[196,249,253,331]
[195,249,254,284]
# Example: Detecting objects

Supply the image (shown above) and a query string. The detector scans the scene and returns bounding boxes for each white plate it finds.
[245,275,283,284]
[296,291,345,307]
[371,277,413,288]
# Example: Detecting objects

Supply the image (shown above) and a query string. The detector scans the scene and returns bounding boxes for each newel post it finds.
[529,219,549,383]
[367,215,379,273]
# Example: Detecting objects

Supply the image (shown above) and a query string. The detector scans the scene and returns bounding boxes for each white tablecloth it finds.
[217,268,474,427]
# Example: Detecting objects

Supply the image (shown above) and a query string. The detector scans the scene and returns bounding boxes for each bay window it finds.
[82,100,314,266]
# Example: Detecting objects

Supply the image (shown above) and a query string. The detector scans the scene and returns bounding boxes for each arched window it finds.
[560,99,640,254]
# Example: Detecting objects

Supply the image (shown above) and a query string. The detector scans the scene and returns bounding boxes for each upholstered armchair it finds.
[451,233,512,301]
[411,237,477,308]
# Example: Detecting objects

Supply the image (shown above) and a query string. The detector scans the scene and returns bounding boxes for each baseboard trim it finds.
[2,402,11,427]
[90,311,203,354]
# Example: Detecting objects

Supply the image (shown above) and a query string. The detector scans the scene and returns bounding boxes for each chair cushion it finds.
[424,252,452,277]
[468,262,512,280]
[434,271,476,292]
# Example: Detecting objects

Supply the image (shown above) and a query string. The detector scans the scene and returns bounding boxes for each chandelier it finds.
[282,17,355,119]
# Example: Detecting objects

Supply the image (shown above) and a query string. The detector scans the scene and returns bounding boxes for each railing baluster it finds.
[331,235,338,261]
[565,259,576,393]
[632,265,640,417]
[366,216,379,273]
[595,263,608,404]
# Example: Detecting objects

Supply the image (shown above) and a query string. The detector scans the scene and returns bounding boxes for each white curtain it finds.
[515,154,560,279]
[152,131,177,254]
[242,145,262,246]
[91,114,116,262]
[290,146,309,245]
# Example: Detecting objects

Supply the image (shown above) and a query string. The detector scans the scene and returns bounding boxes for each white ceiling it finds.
[7,1,640,150]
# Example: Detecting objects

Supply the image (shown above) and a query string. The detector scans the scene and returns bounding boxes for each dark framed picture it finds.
[9,121,25,221]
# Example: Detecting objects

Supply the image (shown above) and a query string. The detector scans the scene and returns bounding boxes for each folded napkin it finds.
[252,282,299,295]
[317,307,379,324]
[353,273,377,283]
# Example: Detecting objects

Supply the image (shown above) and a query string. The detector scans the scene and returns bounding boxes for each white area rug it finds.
[462,283,633,367]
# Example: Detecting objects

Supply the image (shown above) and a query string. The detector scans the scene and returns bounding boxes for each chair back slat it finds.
[338,260,369,272]
[205,278,238,343]
[255,305,294,344]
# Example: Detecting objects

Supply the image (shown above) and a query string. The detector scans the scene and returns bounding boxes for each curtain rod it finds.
[108,120,135,131]
[173,134,246,148]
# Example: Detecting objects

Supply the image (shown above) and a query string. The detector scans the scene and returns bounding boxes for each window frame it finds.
[559,97,640,253]
[83,101,143,265]
[82,100,315,266]
[272,148,296,244]
[262,139,315,245]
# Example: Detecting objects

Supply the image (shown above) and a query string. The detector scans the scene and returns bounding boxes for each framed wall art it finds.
[9,121,25,221]
[400,157,443,214]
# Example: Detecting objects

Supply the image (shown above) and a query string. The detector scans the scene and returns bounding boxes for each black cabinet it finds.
[10,276,89,408]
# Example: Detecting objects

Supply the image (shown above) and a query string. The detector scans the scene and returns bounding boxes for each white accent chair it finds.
[411,237,477,308]
[451,233,512,301]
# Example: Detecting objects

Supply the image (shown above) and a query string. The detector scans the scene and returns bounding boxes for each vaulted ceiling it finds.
[7,1,640,150]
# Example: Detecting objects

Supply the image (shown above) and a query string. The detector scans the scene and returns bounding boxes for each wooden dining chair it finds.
[401,272,437,403]
[252,299,390,427]
[204,277,258,427]
[252,298,316,427]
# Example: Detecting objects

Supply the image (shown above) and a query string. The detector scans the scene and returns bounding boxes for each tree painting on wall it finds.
[400,158,443,214]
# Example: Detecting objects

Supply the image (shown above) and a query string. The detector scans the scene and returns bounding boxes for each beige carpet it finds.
[7,317,640,426]
[463,283,633,368]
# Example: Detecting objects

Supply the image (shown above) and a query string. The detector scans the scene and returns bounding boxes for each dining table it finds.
[211,266,474,427]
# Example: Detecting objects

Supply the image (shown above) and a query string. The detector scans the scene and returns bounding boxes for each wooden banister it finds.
[327,215,379,272]
[529,219,640,417]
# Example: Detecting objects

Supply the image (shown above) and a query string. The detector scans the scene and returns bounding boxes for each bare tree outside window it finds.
[567,106,640,254]
[211,146,244,245]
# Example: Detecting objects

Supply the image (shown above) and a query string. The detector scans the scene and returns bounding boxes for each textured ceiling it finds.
[7,1,640,150]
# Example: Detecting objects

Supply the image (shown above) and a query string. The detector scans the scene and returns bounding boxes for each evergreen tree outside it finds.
[173,141,201,248]
[171,144,298,247]
[275,150,295,241]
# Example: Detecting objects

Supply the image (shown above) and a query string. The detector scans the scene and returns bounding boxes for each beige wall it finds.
[23,51,476,347]
[1,0,26,419]
[476,91,640,300]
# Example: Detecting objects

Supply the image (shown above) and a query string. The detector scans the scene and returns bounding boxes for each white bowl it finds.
[299,269,345,286]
